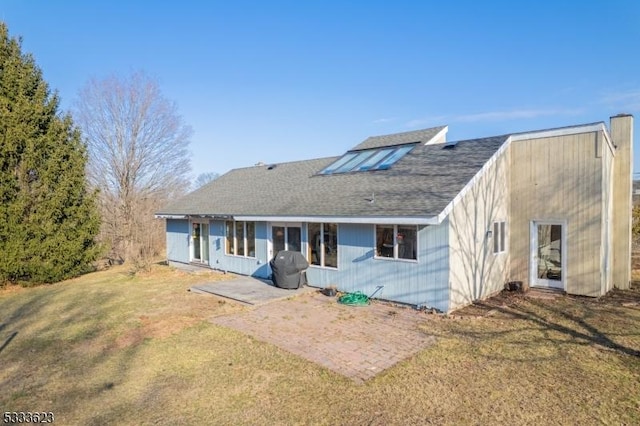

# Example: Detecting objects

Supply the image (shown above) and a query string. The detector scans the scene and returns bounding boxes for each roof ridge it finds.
[230,155,339,172]
[364,125,446,140]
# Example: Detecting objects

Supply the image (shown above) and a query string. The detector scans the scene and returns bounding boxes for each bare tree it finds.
[75,71,192,265]
[193,172,219,190]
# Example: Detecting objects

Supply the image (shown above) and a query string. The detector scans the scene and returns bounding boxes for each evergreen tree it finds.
[0,23,100,284]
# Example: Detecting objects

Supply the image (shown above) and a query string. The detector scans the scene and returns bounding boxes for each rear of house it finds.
[157,115,633,312]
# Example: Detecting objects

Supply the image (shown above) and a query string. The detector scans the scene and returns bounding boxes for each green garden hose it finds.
[337,291,370,306]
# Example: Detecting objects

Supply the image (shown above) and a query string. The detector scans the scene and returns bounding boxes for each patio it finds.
[209,288,436,383]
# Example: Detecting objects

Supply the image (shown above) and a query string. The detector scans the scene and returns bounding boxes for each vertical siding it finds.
[166,219,190,263]
[209,220,270,277]
[601,140,614,293]
[306,222,450,312]
[611,115,633,289]
[448,145,510,310]
[510,132,604,296]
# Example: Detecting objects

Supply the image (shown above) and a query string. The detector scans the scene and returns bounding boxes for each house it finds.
[156,115,634,313]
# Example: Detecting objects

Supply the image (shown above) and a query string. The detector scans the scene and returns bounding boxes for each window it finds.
[246,222,256,257]
[320,144,416,175]
[308,223,338,268]
[375,224,417,260]
[271,224,301,257]
[235,221,245,257]
[226,221,256,257]
[493,221,506,254]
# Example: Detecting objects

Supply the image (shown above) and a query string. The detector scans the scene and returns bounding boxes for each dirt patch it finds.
[448,290,530,319]
[599,281,640,306]
[452,281,640,319]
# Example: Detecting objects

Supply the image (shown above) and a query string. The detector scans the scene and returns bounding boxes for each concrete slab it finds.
[190,276,314,305]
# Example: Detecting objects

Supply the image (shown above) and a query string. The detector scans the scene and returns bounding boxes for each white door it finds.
[531,221,565,290]
[267,223,302,278]
[269,223,302,259]
[190,221,209,264]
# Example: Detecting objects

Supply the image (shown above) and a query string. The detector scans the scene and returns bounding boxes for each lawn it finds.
[1,264,639,425]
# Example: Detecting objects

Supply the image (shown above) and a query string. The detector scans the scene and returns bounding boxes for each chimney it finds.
[611,114,634,290]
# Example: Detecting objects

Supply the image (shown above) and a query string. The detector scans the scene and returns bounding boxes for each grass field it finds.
[1,264,639,425]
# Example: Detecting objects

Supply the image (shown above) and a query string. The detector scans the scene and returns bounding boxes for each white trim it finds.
[511,122,615,156]
[373,224,418,261]
[155,214,232,220]
[530,219,567,290]
[437,136,511,223]
[308,222,339,269]
[511,122,603,141]
[224,219,257,258]
[424,126,449,145]
[437,122,615,224]
[162,123,614,228]
[236,215,439,225]
[267,222,303,259]
[155,214,188,219]
[189,219,210,264]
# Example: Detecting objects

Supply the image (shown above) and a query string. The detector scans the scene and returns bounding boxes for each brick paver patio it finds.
[211,292,436,383]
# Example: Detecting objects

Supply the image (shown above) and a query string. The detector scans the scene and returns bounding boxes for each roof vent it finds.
[442,141,458,150]
[267,164,277,170]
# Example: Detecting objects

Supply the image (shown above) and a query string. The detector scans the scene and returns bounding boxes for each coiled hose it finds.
[337,291,370,306]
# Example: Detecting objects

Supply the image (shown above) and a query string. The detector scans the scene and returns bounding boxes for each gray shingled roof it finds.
[351,126,446,151]
[157,133,509,219]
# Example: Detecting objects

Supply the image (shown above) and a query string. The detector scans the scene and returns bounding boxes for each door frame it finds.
[530,219,567,290]
[267,222,303,259]
[189,219,210,264]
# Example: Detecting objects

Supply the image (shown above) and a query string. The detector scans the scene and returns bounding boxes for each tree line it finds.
[0,22,211,284]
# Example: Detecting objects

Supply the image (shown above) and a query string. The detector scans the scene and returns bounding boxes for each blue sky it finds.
[2,1,639,179]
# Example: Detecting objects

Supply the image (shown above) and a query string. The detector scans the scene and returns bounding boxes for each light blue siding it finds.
[166,219,189,263]
[166,218,450,311]
[306,222,450,312]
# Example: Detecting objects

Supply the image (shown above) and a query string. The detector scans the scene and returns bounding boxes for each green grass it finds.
[1,265,639,425]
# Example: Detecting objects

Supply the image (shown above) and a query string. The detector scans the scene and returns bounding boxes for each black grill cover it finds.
[270,251,309,289]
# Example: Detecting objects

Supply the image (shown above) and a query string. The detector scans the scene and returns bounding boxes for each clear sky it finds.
[2,1,639,180]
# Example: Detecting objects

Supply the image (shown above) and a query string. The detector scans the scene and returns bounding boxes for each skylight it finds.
[320,144,416,175]
[372,145,414,170]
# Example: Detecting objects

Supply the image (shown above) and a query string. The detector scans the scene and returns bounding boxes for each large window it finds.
[308,223,338,268]
[226,221,256,257]
[375,224,417,260]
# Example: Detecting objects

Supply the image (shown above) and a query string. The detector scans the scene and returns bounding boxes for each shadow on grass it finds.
[0,330,17,354]
[451,287,640,360]
[0,281,145,422]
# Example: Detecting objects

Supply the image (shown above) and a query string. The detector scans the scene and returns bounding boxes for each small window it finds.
[493,221,506,254]
[235,221,245,256]
[225,221,235,255]
[375,224,417,260]
[247,222,256,257]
